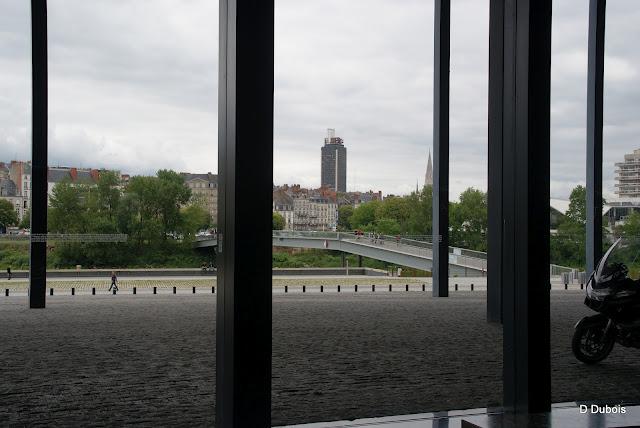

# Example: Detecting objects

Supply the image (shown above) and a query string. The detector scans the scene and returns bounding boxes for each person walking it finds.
[6,267,11,280]
[108,271,119,292]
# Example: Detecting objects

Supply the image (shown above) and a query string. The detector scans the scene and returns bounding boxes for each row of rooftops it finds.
[273,184,382,209]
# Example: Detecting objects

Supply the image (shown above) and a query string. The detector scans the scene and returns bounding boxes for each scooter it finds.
[572,237,640,364]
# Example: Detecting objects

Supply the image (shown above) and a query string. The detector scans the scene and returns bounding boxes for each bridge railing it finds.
[271,230,573,274]
[273,230,340,239]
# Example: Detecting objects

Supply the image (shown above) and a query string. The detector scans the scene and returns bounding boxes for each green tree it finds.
[375,217,402,235]
[350,200,381,230]
[337,205,354,231]
[565,185,586,225]
[181,204,212,239]
[93,170,121,221]
[272,212,285,230]
[125,175,163,243]
[551,185,589,269]
[157,170,192,240]
[48,181,88,233]
[450,188,487,251]
[0,199,18,230]
[619,210,640,237]
[376,196,410,232]
[405,185,432,235]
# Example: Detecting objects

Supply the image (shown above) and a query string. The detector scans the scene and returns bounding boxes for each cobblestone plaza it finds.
[1,292,638,426]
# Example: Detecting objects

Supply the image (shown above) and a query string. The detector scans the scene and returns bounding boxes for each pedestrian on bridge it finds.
[109,271,119,292]
[6,267,11,280]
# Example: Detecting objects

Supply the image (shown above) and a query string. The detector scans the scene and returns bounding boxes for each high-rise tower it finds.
[321,129,347,192]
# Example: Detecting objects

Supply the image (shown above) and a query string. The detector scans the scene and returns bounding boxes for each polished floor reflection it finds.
[278,402,640,427]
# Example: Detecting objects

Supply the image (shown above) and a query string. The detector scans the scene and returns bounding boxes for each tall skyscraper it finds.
[321,128,347,192]
[424,149,433,187]
[615,148,640,198]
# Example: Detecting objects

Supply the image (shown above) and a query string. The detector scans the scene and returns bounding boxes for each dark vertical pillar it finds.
[432,0,450,298]
[357,255,363,267]
[29,0,48,309]
[216,1,273,427]
[501,0,552,414]
[487,0,504,323]
[586,0,606,274]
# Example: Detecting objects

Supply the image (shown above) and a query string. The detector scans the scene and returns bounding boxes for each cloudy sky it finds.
[1,1,639,200]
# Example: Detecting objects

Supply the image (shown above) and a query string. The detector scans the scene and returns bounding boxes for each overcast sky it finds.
[1,1,639,200]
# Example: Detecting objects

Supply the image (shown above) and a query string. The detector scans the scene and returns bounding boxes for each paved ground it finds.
[1,291,638,427]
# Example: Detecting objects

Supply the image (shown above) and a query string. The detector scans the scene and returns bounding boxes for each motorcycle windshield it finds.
[594,237,640,286]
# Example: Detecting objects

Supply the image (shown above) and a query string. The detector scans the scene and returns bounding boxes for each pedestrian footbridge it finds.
[196,231,490,276]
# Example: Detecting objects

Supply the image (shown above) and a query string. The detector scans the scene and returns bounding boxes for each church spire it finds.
[424,149,433,187]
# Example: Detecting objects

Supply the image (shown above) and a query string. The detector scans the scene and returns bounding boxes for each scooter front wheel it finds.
[572,315,615,364]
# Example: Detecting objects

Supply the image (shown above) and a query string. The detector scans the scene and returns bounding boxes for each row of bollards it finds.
[276,283,486,293]
[563,283,585,290]
[18,286,218,296]
[0,282,588,297]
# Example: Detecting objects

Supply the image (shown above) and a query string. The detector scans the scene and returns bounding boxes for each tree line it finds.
[43,170,211,268]
[339,185,488,251]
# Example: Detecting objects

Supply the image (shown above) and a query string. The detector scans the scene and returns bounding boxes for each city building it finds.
[292,195,338,231]
[272,189,294,230]
[9,161,31,201]
[321,128,347,192]
[181,172,218,225]
[615,149,640,198]
[47,167,103,204]
[340,190,383,207]
[1,195,29,222]
[603,199,640,228]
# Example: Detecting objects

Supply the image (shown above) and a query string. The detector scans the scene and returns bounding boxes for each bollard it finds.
[580,283,584,290]
[303,285,306,293]
[92,287,95,295]
[564,283,568,290]
[213,286,215,293]
[422,283,425,292]
[5,289,8,296]
[355,284,358,292]
[133,287,137,295]
[113,289,117,295]
[173,286,177,294]
[50,288,54,296]
[72,288,75,296]
[193,286,196,294]
[285,285,288,293]
[389,284,392,292]
[153,287,157,295]
[338,285,341,293]
[455,283,458,291]
[471,283,474,291]
[406,284,409,292]
[320,285,323,293]
[372,284,375,292]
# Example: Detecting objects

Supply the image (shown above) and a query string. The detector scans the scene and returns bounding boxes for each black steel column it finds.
[487,0,504,323]
[501,0,552,414]
[29,0,48,309]
[586,0,606,275]
[432,0,450,298]
[216,0,273,427]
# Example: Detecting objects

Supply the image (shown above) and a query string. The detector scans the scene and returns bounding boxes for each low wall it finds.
[272,267,387,276]
[0,267,388,279]
[0,269,216,279]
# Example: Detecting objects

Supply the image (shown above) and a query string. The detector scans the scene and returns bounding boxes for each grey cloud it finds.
[1,0,640,201]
